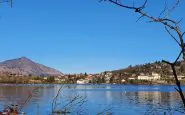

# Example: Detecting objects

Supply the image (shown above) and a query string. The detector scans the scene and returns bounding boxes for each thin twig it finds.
[168,0,180,14]
[0,0,12,7]
[52,84,64,111]
[182,32,185,37]
[136,14,145,22]
[159,0,168,18]
[19,87,39,111]
[174,50,183,64]
[162,60,172,65]
[165,26,181,46]
[97,105,113,115]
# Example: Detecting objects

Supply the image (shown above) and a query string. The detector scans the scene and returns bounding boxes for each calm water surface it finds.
[0,84,184,115]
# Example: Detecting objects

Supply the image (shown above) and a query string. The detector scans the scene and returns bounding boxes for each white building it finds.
[177,76,185,80]
[54,77,60,81]
[105,72,113,77]
[128,77,136,80]
[105,77,111,83]
[152,72,161,80]
[169,75,185,80]
[138,75,150,80]
[138,73,161,81]
[121,79,126,83]
[77,79,89,84]
[103,72,113,83]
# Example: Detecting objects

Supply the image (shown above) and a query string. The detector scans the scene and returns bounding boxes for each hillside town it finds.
[0,58,185,85]
[26,60,185,85]
[1,70,184,85]
[60,71,184,85]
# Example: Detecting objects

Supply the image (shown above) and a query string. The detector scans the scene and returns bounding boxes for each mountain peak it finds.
[19,56,29,59]
[18,56,31,61]
[0,57,63,76]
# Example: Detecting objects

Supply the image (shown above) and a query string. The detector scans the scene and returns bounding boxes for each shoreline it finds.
[0,82,185,86]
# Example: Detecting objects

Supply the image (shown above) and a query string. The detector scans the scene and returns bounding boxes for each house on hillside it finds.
[44,77,48,80]
[169,75,185,80]
[54,77,60,81]
[29,79,42,83]
[105,72,113,77]
[128,77,136,80]
[105,76,111,83]
[138,75,150,80]
[152,72,161,80]
[121,79,126,83]
[77,79,89,84]
[86,75,93,82]
[103,72,113,83]
[177,76,185,80]
[138,72,160,81]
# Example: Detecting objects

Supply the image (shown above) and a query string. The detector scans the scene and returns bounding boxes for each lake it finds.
[0,84,184,115]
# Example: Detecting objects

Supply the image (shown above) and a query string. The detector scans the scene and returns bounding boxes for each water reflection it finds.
[0,85,42,104]
[0,84,184,115]
[74,85,184,114]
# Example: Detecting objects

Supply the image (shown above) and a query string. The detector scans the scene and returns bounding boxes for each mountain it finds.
[0,57,63,76]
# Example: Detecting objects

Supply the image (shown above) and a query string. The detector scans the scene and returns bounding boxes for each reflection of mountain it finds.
[0,85,45,107]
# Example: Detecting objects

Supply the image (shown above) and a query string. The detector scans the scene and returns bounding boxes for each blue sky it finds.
[0,0,185,73]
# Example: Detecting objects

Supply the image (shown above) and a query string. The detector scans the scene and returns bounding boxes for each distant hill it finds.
[0,57,63,76]
[112,61,185,78]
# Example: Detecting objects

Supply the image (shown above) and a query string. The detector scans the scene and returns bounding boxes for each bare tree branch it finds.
[165,26,181,46]
[97,105,113,115]
[162,60,172,66]
[0,0,12,7]
[170,64,185,107]
[168,0,180,14]
[174,50,183,64]
[177,18,183,25]
[18,87,39,111]
[100,0,147,12]
[182,32,185,37]
[51,85,86,114]
[162,58,185,107]
[175,87,180,93]
[159,0,168,18]
[52,84,65,111]
[136,14,145,22]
